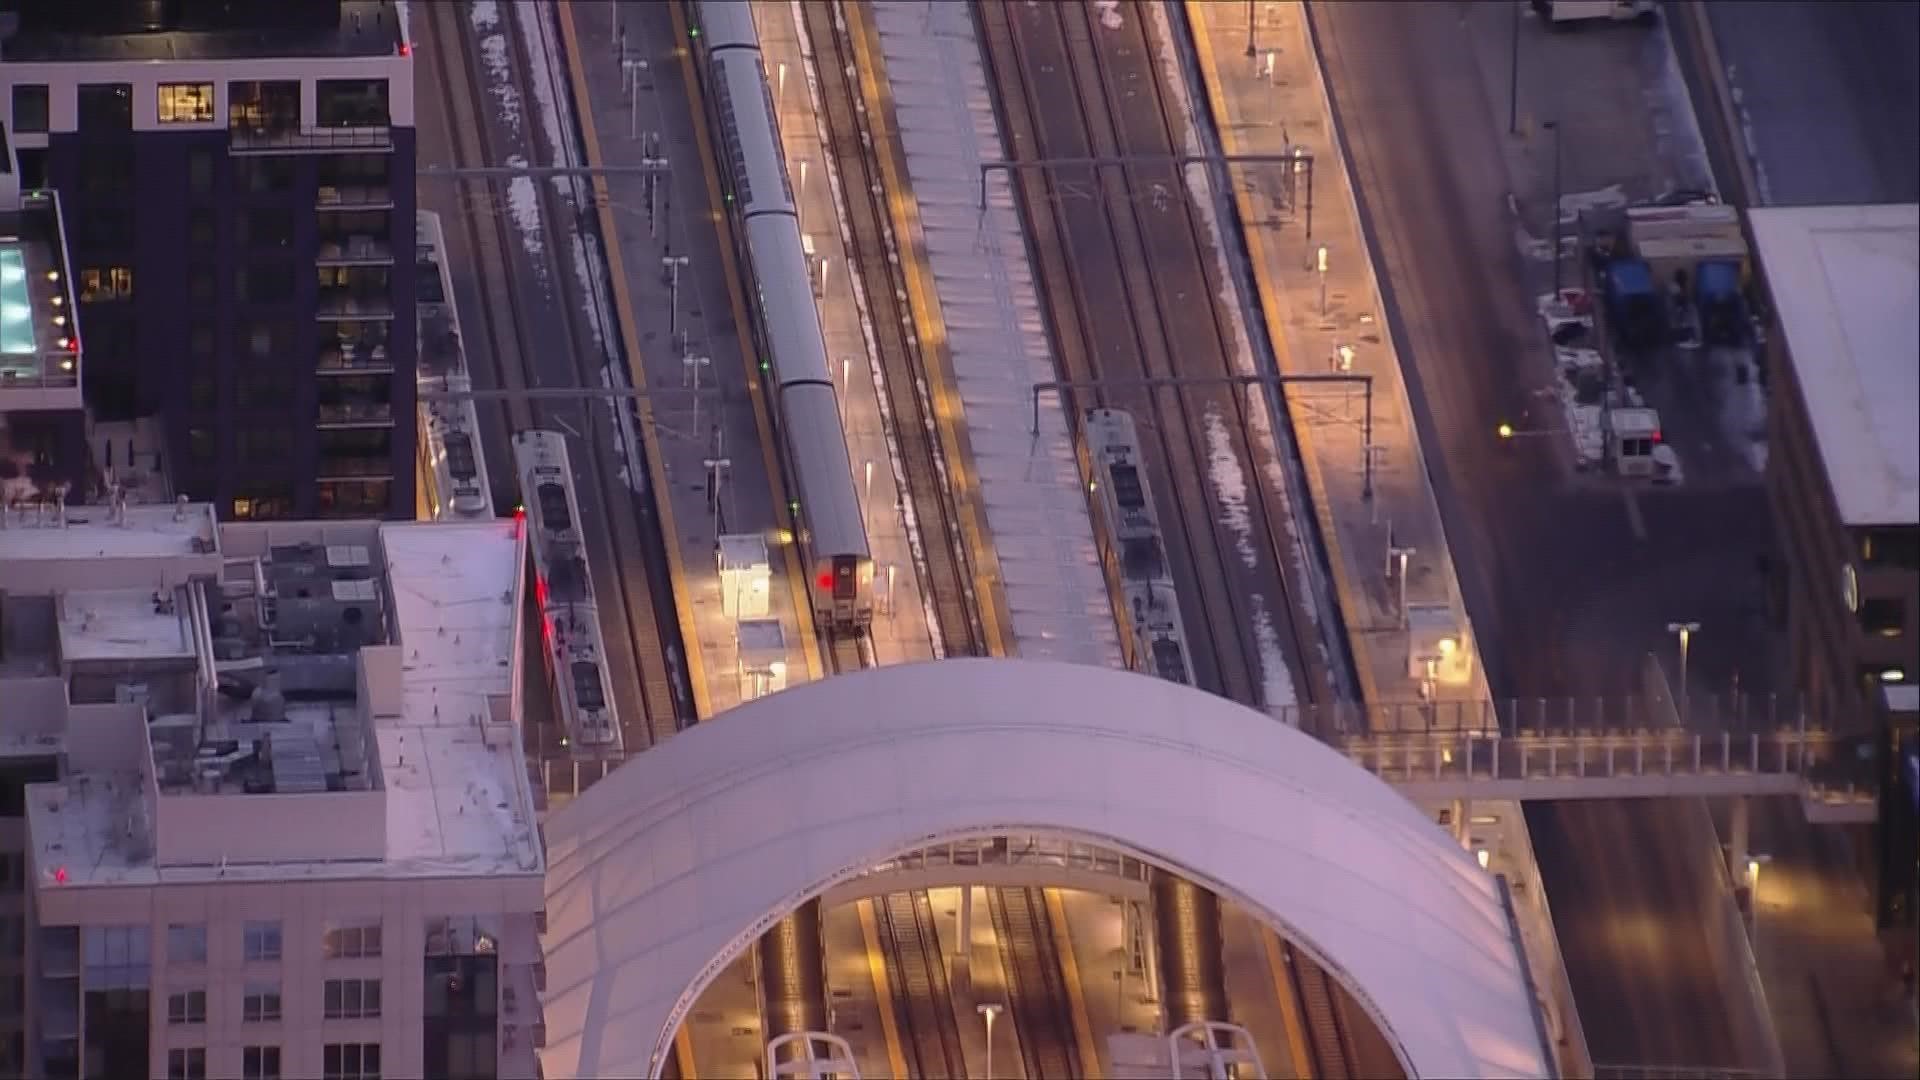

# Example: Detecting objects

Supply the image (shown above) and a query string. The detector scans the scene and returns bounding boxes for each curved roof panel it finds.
[539,659,1550,1079]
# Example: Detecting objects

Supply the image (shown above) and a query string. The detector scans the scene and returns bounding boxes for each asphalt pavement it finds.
[1305,1,1782,1069]
[1700,0,1920,207]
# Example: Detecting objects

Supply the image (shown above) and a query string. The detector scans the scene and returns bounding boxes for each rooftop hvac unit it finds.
[325,545,372,570]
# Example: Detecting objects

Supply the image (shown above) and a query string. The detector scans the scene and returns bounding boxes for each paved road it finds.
[1702,0,1920,206]
[1307,1,1781,1068]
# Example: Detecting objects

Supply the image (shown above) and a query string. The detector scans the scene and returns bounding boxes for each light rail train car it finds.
[415,211,494,521]
[1084,409,1197,685]
[690,0,875,633]
[513,431,620,752]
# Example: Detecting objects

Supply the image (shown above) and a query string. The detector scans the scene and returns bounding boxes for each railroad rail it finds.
[988,887,1084,1080]
[872,892,970,1080]
[418,1,685,764]
[1284,940,1360,1080]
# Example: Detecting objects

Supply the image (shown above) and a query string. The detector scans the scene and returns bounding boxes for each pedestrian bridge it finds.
[1277,690,1879,823]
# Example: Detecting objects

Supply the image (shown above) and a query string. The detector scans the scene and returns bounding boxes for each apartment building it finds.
[0,0,418,520]
[0,141,87,500]
[0,501,544,1080]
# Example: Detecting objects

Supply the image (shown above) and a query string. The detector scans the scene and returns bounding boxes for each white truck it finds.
[1532,0,1659,25]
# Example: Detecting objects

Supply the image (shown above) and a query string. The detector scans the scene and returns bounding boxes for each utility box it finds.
[1406,602,1473,686]
[717,533,772,620]
[737,618,788,701]
[1609,407,1662,477]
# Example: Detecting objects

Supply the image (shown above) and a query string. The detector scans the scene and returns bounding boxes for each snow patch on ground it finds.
[1092,0,1124,31]
[504,157,543,256]
[572,237,608,348]
[1204,408,1258,570]
[1644,20,1716,197]
[1250,596,1299,712]
[513,1,574,201]
[470,0,499,31]
[478,35,524,134]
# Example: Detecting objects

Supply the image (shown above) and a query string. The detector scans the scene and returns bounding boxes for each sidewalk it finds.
[560,0,818,716]
[749,3,939,667]
[1183,2,1486,715]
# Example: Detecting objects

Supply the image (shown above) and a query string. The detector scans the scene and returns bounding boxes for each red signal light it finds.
[1651,429,1662,443]
[399,42,412,57]
[816,571,834,590]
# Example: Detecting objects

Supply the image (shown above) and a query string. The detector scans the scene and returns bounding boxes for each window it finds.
[240,374,294,411]
[78,145,134,199]
[439,1031,497,1080]
[239,157,295,195]
[323,922,383,959]
[78,83,132,130]
[188,428,216,464]
[75,209,133,251]
[189,376,218,410]
[316,80,389,127]
[234,488,295,521]
[243,208,296,251]
[168,924,207,964]
[243,321,280,361]
[188,149,215,197]
[158,83,215,124]
[240,429,295,459]
[12,85,49,134]
[78,266,134,303]
[229,80,300,133]
[244,920,283,962]
[324,1043,381,1080]
[167,989,206,1024]
[190,324,216,361]
[189,209,216,248]
[320,154,390,188]
[167,1047,207,1080]
[236,263,295,305]
[189,264,216,305]
[244,1046,283,1080]
[318,479,392,515]
[243,982,282,1023]
[1862,529,1920,571]
[16,147,47,189]
[1860,596,1906,638]
[324,978,382,1019]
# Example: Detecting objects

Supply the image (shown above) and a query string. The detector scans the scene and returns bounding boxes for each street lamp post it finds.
[1667,621,1700,725]
[976,1003,1003,1080]
[1746,855,1772,951]
[1544,120,1564,294]
[1245,0,1258,58]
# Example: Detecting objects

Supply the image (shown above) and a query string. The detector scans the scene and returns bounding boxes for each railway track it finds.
[973,0,1325,710]
[1284,940,1360,1080]
[988,887,1084,1080]
[797,0,986,660]
[872,892,970,1080]
[417,0,684,760]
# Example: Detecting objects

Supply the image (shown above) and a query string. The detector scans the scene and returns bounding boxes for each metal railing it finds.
[317,185,395,210]
[1273,689,1873,739]
[316,402,394,427]
[315,457,394,481]
[317,236,394,264]
[316,291,396,320]
[857,835,1154,884]
[229,124,393,154]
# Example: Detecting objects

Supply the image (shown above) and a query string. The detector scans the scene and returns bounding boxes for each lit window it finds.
[232,498,255,521]
[323,922,383,959]
[159,83,216,124]
[78,266,134,303]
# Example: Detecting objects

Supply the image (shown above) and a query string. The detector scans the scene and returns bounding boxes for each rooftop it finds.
[22,518,542,889]
[0,500,220,592]
[1749,203,1920,526]
[0,0,405,63]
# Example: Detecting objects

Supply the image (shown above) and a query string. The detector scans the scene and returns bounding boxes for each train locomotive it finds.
[513,431,620,752]
[1084,408,1197,685]
[690,0,875,634]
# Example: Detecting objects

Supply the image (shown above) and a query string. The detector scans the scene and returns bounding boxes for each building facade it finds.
[1,0,418,520]
[0,505,544,1080]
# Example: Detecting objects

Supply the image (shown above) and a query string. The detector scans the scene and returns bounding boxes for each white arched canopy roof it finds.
[539,659,1551,1079]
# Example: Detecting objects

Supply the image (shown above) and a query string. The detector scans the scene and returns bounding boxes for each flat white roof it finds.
[56,588,196,664]
[1749,204,1920,526]
[540,659,1549,1080]
[377,521,542,875]
[0,502,219,562]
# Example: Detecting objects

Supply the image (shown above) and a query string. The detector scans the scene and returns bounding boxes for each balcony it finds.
[317,289,395,321]
[316,456,393,481]
[318,344,394,376]
[316,402,394,428]
[230,124,393,156]
[318,185,395,211]
[317,235,394,267]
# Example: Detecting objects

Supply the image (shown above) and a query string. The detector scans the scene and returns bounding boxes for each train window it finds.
[1109,464,1146,510]
[535,483,572,533]
[570,662,607,711]
[833,561,857,600]
[442,432,478,482]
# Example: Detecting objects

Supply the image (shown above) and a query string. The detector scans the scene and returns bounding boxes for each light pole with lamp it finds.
[1544,120,1564,294]
[976,1003,1003,1080]
[1245,0,1258,58]
[1746,855,1772,951]
[1667,621,1700,725]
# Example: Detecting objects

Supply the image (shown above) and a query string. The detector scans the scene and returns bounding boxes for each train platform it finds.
[750,2,940,667]
[1181,0,1485,715]
[558,0,817,723]
[862,0,1124,671]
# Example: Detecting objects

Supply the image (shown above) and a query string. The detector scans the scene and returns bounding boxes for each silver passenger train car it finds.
[692,0,875,633]
[512,431,620,752]
[1084,409,1197,686]
[415,211,494,521]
